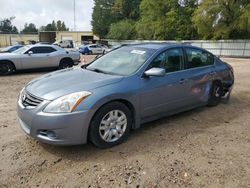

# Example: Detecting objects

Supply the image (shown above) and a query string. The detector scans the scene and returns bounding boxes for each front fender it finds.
[0,59,21,70]
[76,85,141,129]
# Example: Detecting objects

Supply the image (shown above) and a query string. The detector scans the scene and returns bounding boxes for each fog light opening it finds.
[47,131,56,139]
[38,130,57,139]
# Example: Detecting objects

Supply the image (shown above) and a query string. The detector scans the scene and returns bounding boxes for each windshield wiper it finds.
[87,68,108,74]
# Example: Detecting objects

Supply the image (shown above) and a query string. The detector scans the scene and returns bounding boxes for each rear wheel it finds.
[59,59,73,69]
[89,102,132,148]
[0,62,15,75]
[207,81,223,106]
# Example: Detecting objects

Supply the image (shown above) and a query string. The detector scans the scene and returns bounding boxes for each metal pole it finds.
[74,0,76,31]
[219,41,222,57]
[243,40,247,57]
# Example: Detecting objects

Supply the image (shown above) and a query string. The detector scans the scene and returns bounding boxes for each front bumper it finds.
[17,98,92,145]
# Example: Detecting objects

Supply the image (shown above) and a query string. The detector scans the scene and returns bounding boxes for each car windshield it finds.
[1,46,13,52]
[86,46,156,76]
[13,46,30,54]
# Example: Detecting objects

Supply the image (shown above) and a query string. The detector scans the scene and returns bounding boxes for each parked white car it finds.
[53,40,73,48]
[79,44,108,55]
[0,44,80,75]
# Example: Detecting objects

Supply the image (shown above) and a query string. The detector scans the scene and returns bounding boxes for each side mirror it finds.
[28,51,33,55]
[144,68,165,77]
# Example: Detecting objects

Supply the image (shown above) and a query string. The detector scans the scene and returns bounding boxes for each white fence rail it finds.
[107,40,250,58]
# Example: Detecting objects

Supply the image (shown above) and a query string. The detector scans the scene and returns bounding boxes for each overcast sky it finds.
[0,0,94,31]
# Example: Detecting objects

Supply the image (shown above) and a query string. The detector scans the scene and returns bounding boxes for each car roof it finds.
[124,42,197,50]
[12,45,23,47]
[27,44,63,49]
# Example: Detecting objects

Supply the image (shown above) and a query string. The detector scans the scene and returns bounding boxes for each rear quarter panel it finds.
[68,51,80,61]
[214,57,234,86]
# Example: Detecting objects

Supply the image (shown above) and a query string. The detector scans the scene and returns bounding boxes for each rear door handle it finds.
[179,78,186,84]
[210,71,216,75]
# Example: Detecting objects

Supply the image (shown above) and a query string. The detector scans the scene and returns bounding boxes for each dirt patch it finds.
[0,56,250,187]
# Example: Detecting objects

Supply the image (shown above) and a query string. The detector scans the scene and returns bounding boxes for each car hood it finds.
[0,52,16,58]
[26,67,123,100]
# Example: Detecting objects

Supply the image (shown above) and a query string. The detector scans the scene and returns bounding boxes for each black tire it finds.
[88,51,93,55]
[89,102,132,148]
[0,61,15,75]
[207,81,223,107]
[103,50,105,55]
[59,59,73,69]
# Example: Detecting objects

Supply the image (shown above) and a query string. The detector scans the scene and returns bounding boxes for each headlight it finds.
[18,88,25,101]
[43,91,91,113]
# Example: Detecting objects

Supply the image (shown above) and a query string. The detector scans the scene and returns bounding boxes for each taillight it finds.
[223,61,234,73]
[226,63,234,79]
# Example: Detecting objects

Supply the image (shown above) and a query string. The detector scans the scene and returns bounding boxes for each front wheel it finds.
[89,102,132,148]
[0,62,15,75]
[207,81,223,106]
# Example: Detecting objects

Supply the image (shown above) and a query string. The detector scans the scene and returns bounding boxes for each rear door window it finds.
[40,47,56,53]
[185,48,214,69]
[89,45,96,48]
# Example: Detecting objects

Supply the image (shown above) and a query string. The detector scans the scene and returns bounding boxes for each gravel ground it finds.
[0,56,250,188]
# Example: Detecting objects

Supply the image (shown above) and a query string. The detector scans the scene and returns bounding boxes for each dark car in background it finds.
[17,43,234,148]
[0,45,23,53]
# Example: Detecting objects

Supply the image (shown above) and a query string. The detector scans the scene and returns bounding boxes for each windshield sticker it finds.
[131,50,146,55]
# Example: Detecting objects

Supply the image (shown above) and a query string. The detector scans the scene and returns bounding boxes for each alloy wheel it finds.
[99,110,127,143]
[0,64,12,75]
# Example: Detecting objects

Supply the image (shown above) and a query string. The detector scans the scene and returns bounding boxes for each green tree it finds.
[39,26,46,31]
[40,20,69,31]
[56,20,62,31]
[44,24,53,31]
[112,0,141,20]
[60,21,69,31]
[51,20,57,31]
[108,19,137,40]
[136,0,197,40]
[193,0,250,39]
[21,23,38,34]
[92,0,116,38]
[0,17,18,33]
[238,4,250,33]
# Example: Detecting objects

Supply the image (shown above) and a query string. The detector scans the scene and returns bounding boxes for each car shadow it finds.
[14,67,60,75]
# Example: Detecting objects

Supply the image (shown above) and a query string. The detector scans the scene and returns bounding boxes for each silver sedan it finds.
[0,44,80,75]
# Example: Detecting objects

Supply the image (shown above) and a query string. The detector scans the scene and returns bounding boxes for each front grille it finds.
[21,91,43,108]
